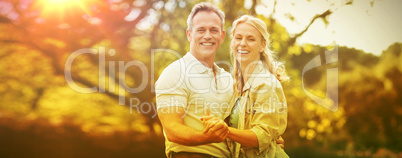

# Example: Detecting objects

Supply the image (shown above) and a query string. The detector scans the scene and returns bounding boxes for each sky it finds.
[254,0,402,56]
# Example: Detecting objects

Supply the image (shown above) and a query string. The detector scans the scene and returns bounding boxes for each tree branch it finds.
[0,39,20,43]
[288,10,332,46]
[0,16,12,24]
[31,88,45,110]
[287,1,354,46]
[250,0,257,16]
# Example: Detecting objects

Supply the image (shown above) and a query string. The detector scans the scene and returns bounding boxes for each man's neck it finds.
[190,52,215,68]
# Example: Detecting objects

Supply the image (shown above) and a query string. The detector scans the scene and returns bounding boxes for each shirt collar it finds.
[184,52,222,74]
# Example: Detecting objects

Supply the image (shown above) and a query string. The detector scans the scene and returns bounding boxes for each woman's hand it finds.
[200,108,229,141]
[276,136,285,149]
[200,108,220,133]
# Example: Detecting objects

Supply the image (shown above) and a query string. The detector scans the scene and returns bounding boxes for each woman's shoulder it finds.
[253,70,282,88]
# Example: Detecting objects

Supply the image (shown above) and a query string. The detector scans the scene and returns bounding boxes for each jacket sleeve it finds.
[248,77,287,155]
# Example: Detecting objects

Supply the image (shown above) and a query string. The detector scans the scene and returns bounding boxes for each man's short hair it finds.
[186,2,225,31]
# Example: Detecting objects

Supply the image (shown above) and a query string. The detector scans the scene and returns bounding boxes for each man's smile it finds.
[200,42,215,46]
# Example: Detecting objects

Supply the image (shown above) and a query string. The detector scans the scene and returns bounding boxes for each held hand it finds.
[200,108,217,133]
[201,117,220,133]
[210,120,229,139]
[200,108,229,143]
[276,136,285,149]
[203,120,229,143]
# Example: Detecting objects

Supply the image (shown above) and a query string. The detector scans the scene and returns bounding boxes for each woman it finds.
[203,15,289,158]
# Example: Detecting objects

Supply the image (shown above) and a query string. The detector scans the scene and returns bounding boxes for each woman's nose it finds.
[240,38,246,46]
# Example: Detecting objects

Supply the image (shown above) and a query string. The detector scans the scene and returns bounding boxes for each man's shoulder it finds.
[156,55,189,85]
[161,56,187,74]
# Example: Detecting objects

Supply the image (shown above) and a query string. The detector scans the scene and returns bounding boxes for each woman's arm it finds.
[202,117,285,149]
[243,76,287,153]
[227,127,259,147]
[202,117,260,147]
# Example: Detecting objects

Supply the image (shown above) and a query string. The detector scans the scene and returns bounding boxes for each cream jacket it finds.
[225,61,288,158]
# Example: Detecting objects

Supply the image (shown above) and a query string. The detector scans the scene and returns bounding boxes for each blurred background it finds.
[0,0,401,157]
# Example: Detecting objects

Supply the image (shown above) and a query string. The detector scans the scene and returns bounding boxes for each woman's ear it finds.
[260,41,266,53]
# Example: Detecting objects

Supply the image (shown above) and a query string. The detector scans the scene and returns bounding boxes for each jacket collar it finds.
[242,60,267,92]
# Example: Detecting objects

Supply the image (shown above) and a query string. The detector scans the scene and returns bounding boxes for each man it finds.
[156,2,284,158]
[156,2,232,157]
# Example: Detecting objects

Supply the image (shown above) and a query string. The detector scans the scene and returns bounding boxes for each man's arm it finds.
[158,106,228,146]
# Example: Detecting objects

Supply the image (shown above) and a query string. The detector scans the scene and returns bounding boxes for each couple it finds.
[156,2,288,158]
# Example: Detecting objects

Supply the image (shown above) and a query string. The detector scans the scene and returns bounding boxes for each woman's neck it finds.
[240,61,258,85]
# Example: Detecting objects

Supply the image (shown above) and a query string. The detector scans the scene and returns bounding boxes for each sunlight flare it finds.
[36,0,92,18]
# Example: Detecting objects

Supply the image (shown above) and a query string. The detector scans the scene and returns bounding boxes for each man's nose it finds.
[204,30,212,40]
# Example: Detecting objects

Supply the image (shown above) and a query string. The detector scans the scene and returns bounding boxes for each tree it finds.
[1,0,400,157]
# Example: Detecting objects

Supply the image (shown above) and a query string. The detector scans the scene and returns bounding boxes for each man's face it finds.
[186,11,225,61]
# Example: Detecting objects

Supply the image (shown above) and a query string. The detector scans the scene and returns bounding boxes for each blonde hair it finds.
[231,15,288,93]
[187,2,225,31]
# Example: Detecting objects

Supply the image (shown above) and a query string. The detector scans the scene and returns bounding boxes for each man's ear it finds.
[221,30,226,42]
[186,29,191,41]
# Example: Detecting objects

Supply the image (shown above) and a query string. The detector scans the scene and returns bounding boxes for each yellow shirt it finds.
[225,61,289,158]
[156,52,233,158]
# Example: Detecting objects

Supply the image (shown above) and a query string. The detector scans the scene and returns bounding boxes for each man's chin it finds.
[201,51,217,57]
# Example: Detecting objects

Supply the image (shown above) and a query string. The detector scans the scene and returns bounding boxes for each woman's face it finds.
[231,22,265,68]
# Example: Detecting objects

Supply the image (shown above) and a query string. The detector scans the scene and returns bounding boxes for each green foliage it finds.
[282,43,402,157]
